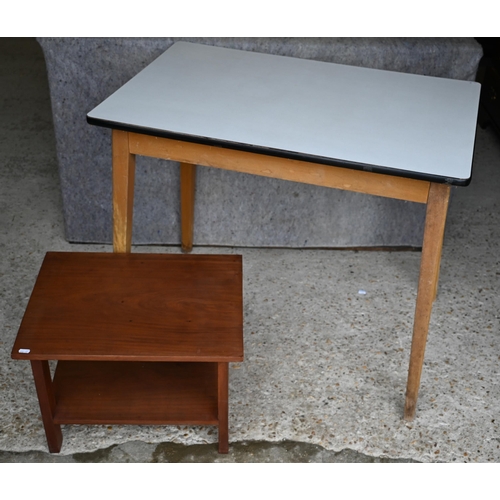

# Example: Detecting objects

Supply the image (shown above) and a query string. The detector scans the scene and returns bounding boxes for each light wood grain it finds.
[112,129,136,253]
[180,162,196,253]
[128,133,430,204]
[404,183,451,420]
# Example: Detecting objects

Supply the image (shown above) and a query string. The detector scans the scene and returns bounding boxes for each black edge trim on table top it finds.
[87,115,473,187]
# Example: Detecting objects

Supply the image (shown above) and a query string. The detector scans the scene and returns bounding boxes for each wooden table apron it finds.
[111,127,451,421]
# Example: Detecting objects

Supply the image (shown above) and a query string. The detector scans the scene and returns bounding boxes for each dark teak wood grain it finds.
[12,252,243,362]
[53,361,219,424]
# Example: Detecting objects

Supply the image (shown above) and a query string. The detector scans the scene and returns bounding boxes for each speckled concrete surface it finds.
[1,38,499,463]
[0,440,417,463]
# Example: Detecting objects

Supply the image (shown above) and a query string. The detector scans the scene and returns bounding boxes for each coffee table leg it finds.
[112,129,136,253]
[30,361,63,453]
[217,362,229,453]
[404,183,451,420]
[180,162,196,253]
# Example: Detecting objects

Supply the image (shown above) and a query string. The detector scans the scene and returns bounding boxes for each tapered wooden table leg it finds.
[112,129,136,254]
[30,361,63,453]
[404,183,451,420]
[217,362,229,454]
[180,162,196,253]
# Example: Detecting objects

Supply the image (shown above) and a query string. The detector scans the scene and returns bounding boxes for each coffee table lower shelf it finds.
[30,358,231,454]
[52,360,220,425]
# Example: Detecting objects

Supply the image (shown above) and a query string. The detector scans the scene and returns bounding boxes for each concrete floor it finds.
[1,38,500,463]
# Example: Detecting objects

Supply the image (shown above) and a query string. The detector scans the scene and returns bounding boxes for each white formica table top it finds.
[87,41,481,185]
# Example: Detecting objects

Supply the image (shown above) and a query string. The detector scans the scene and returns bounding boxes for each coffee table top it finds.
[87,41,480,186]
[12,252,243,362]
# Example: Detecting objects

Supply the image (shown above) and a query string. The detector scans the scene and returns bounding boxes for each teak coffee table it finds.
[12,252,243,453]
